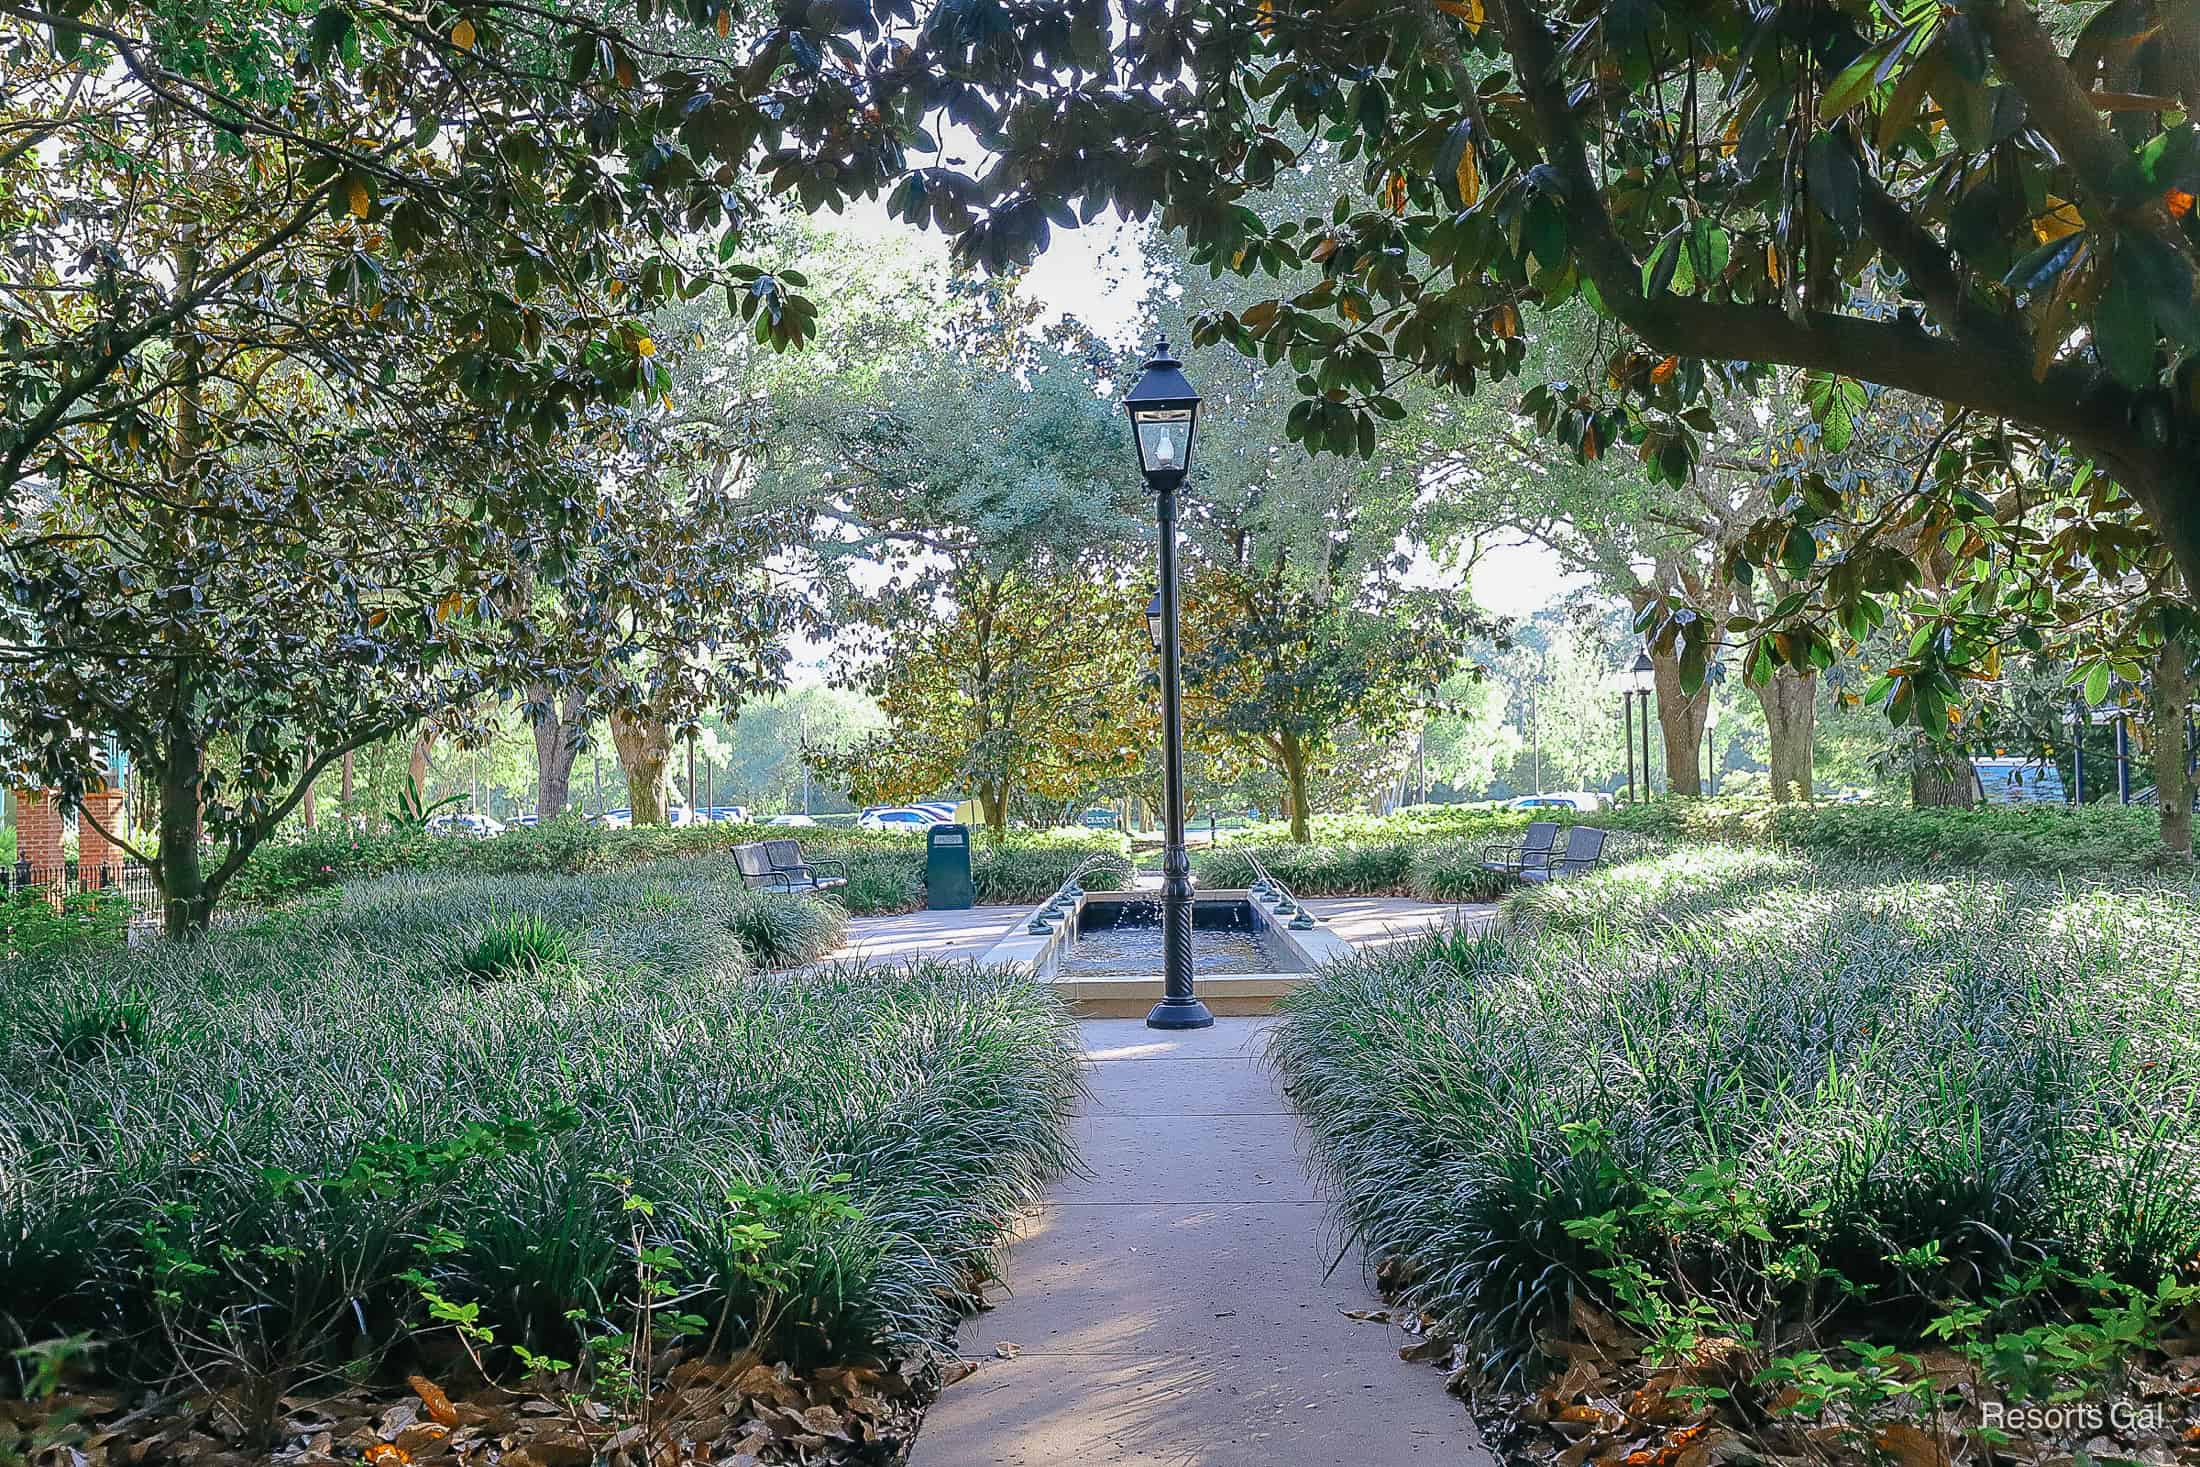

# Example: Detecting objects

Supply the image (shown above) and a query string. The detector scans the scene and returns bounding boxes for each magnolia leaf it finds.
[1804,130,1861,243]
[2093,258,2157,390]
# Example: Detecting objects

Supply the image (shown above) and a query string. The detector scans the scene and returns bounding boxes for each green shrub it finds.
[0,875,1081,1394]
[1192,840,1417,894]
[834,852,927,915]
[1591,797,2174,872]
[1,887,130,960]
[972,847,1132,905]
[1271,849,2200,1381]
[721,888,847,968]
[233,819,1131,917]
[1406,841,1521,903]
[453,914,579,982]
[1199,800,2174,895]
[43,992,153,1063]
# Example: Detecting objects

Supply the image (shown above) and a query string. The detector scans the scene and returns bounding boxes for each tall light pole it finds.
[1617,651,1655,803]
[1126,339,1211,1031]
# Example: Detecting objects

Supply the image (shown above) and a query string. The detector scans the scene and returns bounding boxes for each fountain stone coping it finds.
[977,887,1352,1017]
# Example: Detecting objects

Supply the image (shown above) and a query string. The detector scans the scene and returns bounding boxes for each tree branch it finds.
[71,795,155,867]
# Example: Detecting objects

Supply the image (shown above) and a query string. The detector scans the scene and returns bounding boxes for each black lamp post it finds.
[1125,338,1211,1031]
[1617,651,1656,803]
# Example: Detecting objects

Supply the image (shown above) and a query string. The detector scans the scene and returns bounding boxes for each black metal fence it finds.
[6,858,160,910]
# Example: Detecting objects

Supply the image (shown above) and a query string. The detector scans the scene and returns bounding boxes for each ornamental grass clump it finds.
[453,914,578,982]
[720,886,847,968]
[1271,847,2200,1385]
[0,871,1080,1407]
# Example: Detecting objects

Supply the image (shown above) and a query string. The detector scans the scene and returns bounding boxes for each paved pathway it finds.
[831,904,1028,965]
[1298,895,1492,949]
[910,1019,1496,1467]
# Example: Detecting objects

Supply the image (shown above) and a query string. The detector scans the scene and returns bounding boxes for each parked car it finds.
[1504,792,1605,812]
[857,806,947,833]
[913,801,958,821]
[767,813,818,827]
[706,805,752,824]
[595,807,632,830]
[427,811,506,838]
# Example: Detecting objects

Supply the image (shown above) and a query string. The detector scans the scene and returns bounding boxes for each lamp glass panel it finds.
[1134,410,1193,474]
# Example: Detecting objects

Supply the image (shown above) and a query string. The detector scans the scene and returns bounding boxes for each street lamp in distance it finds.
[1125,338,1211,1031]
[1617,650,1656,804]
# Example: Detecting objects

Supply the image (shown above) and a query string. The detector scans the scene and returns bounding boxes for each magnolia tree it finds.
[0,420,592,935]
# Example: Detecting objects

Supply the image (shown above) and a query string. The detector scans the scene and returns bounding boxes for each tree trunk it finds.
[301,776,317,830]
[531,686,587,821]
[1280,738,1311,842]
[1648,650,1712,796]
[408,730,435,794]
[155,730,215,939]
[610,708,675,825]
[974,783,1008,839]
[1911,745,1975,808]
[1757,670,1817,803]
[2148,636,2194,860]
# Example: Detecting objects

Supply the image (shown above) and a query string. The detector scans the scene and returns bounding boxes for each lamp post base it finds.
[1145,995,1214,1030]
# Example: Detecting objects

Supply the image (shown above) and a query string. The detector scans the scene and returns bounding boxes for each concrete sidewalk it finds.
[910,1019,1494,1467]
[831,904,1028,965]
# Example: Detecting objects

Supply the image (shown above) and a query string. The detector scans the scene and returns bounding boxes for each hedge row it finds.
[1192,799,2176,901]
[233,819,1132,915]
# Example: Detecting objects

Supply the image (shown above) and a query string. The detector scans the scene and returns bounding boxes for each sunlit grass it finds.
[1272,847,2200,1376]
[0,868,1079,1391]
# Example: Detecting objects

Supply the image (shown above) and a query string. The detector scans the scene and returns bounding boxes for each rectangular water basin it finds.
[1053,897,1306,977]
[980,889,1353,1018]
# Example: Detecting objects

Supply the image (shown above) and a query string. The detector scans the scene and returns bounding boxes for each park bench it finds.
[1482,820,1560,876]
[1516,826,1609,883]
[735,842,843,894]
[760,838,848,893]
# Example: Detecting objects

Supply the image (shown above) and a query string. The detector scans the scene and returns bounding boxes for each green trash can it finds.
[925,823,975,910]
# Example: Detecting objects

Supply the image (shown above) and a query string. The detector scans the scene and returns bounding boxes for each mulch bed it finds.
[0,1349,969,1467]
[1352,1283,2200,1467]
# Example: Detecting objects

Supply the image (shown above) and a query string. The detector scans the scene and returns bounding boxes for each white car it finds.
[857,806,947,833]
[1504,792,1605,813]
[427,811,506,838]
[767,813,818,827]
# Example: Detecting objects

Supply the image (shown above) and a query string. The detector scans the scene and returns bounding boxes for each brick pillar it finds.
[78,788,125,888]
[12,789,64,881]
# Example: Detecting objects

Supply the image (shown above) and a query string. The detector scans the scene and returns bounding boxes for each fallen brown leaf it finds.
[406,1377,459,1429]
